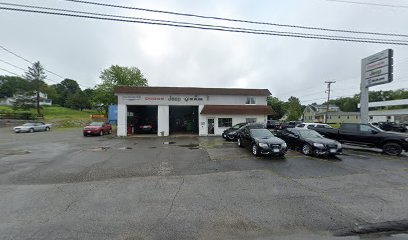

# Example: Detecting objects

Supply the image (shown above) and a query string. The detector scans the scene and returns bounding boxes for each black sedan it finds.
[237,126,287,157]
[278,128,342,156]
[222,122,247,141]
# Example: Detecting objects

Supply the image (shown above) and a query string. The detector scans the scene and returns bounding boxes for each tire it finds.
[237,138,243,148]
[227,135,235,141]
[252,144,259,156]
[83,133,87,137]
[29,128,34,133]
[45,127,50,131]
[99,131,103,136]
[302,144,312,155]
[382,142,402,156]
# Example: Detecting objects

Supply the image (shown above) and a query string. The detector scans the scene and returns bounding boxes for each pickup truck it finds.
[311,123,408,156]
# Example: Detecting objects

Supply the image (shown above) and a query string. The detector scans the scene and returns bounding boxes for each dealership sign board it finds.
[360,49,393,124]
[362,49,393,87]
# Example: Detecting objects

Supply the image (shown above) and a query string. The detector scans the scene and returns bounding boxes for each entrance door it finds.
[208,119,215,135]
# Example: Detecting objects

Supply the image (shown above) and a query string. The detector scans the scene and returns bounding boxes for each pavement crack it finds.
[165,177,184,219]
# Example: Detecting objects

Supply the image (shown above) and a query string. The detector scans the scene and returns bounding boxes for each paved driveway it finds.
[0,127,408,239]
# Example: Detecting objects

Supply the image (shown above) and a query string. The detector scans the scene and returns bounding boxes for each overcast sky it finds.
[1,0,408,104]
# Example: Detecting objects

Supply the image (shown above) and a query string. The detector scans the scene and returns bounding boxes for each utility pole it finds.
[324,81,336,123]
[36,78,40,115]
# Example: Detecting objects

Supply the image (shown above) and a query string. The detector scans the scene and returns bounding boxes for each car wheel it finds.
[382,142,402,156]
[302,144,312,155]
[45,127,50,131]
[83,133,87,137]
[237,138,243,147]
[227,135,235,141]
[252,144,259,156]
[29,128,34,133]
[99,131,103,136]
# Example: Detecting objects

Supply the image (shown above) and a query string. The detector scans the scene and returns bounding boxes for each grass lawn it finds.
[0,106,103,128]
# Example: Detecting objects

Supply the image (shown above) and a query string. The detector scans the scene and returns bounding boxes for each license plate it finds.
[143,126,150,129]
[87,131,91,133]
[330,149,337,153]
[273,148,280,153]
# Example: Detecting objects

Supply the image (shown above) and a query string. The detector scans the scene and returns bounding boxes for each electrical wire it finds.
[2,2,407,43]
[64,0,408,38]
[0,45,65,80]
[0,45,93,88]
[1,6,407,46]
[0,67,21,76]
[327,0,408,9]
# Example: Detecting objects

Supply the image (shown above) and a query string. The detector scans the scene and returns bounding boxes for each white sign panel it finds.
[366,74,390,87]
[365,58,389,72]
[365,66,389,79]
[365,49,389,64]
[362,49,393,88]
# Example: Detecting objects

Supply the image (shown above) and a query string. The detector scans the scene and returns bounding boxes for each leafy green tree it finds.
[13,92,36,110]
[266,96,286,119]
[53,79,82,107]
[66,90,91,111]
[285,96,302,121]
[0,75,32,98]
[25,61,46,114]
[93,65,148,113]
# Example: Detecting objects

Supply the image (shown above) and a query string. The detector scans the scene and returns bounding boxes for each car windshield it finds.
[22,123,34,126]
[232,124,242,129]
[250,129,274,138]
[89,122,103,126]
[298,130,323,138]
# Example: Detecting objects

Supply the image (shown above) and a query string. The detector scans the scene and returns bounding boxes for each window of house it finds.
[338,115,341,119]
[347,116,350,119]
[218,118,232,127]
[245,97,256,104]
[356,115,358,119]
[246,118,257,123]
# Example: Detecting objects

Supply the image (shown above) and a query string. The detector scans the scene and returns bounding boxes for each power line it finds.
[64,0,408,38]
[327,0,408,9]
[1,6,408,46]
[3,2,407,44]
[0,58,63,84]
[0,44,65,80]
[0,67,21,76]
[0,44,93,88]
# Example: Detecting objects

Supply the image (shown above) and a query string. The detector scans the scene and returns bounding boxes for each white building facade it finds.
[115,86,273,136]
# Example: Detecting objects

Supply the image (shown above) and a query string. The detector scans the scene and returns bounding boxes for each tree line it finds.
[0,62,148,114]
[267,88,408,121]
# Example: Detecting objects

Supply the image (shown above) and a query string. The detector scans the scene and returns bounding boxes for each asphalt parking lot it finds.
[1,127,408,240]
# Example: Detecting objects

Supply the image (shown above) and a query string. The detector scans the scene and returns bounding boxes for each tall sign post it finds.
[360,49,393,123]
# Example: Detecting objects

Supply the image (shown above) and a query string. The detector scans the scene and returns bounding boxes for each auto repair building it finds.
[114,86,273,136]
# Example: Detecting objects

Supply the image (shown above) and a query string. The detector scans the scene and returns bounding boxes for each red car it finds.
[83,122,112,136]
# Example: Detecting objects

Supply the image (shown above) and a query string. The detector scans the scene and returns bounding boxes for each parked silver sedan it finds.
[13,122,52,133]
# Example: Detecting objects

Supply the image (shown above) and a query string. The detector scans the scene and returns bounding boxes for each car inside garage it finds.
[127,105,158,134]
[169,106,199,134]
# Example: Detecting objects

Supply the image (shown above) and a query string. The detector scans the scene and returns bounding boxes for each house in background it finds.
[0,92,52,106]
[303,104,360,123]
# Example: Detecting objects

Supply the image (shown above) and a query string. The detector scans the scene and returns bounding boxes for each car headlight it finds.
[258,143,268,148]
[281,142,287,148]
[405,138,408,142]
[228,131,236,135]
[337,142,342,149]
[313,143,324,148]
